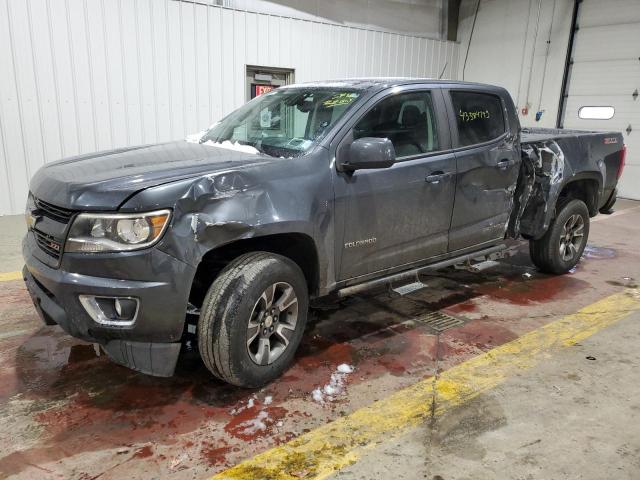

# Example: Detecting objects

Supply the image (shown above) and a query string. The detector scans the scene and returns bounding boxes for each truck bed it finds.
[510,127,624,241]
[521,127,619,144]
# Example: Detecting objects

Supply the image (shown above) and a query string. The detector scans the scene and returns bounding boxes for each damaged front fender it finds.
[118,153,334,289]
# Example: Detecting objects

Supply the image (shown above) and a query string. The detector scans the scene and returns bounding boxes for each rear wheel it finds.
[529,198,590,274]
[197,252,308,387]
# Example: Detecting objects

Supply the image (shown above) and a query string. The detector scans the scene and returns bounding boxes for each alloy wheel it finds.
[246,282,299,365]
[559,213,585,262]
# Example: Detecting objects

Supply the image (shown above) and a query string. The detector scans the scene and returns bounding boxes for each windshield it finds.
[199,88,362,158]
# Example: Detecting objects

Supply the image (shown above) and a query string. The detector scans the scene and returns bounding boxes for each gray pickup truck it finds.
[22,78,626,387]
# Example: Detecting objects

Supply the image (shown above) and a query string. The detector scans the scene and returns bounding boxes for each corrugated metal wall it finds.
[0,0,460,215]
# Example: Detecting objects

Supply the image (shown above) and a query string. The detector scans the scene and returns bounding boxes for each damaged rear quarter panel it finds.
[513,129,618,239]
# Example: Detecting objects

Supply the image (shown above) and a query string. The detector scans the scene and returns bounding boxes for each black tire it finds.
[529,198,590,274]
[197,252,308,387]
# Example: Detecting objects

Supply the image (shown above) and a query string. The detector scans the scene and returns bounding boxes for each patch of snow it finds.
[185,123,219,143]
[201,139,260,155]
[312,388,324,404]
[336,363,354,374]
[238,411,269,436]
[323,381,341,396]
[522,272,532,278]
[185,130,206,143]
[311,365,355,404]
[276,421,284,427]
[263,395,273,405]
[231,395,258,415]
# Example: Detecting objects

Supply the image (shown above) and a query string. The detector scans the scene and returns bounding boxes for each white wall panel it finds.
[560,0,640,200]
[0,0,459,215]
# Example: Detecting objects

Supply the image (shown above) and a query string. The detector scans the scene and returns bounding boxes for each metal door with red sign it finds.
[246,66,295,101]
[252,84,275,98]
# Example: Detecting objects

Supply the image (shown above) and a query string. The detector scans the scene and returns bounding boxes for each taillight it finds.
[617,144,627,179]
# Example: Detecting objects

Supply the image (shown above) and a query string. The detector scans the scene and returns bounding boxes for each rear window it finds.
[450,91,506,147]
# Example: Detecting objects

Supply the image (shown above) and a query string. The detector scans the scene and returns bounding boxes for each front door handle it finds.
[497,159,515,169]
[425,171,448,184]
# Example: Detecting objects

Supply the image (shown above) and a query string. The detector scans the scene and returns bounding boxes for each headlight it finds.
[65,210,171,253]
[25,193,36,229]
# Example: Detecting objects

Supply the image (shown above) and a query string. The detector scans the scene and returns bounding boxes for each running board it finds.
[337,243,512,298]
[391,279,427,296]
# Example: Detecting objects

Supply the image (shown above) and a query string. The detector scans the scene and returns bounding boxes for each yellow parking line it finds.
[211,290,640,480]
[0,271,22,282]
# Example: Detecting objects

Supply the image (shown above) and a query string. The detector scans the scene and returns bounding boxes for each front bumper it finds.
[22,232,196,376]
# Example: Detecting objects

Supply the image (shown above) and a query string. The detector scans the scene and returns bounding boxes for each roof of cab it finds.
[280,77,497,92]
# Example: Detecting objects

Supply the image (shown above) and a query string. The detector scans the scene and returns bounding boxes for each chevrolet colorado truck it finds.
[22,79,626,387]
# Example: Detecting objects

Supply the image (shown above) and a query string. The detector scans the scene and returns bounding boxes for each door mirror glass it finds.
[340,137,396,171]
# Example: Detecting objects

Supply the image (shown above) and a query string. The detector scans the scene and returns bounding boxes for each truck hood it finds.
[29,141,274,210]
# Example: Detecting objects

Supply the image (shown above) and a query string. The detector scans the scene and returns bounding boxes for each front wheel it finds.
[197,252,309,387]
[529,198,590,274]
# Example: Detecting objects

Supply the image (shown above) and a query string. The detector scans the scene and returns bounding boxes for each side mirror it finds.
[339,137,396,172]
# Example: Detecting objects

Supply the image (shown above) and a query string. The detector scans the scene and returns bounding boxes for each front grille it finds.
[33,229,63,260]
[34,197,74,224]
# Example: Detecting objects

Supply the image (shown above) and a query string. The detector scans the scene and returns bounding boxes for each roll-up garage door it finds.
[560,0,640,199]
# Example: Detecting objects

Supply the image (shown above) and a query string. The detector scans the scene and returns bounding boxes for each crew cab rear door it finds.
[444,87,521,251]
[332,86,456,281]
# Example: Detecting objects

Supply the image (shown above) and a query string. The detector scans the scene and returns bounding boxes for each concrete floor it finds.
[0,200,639,479]
[336,313,640,480]
[0,214,26,273]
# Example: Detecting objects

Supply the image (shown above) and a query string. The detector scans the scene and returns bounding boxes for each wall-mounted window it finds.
[578,106,615,120]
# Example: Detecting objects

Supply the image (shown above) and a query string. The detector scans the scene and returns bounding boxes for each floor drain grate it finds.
[414,310,465,333]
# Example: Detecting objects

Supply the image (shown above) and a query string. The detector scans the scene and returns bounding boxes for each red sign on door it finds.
[253,84,275,98]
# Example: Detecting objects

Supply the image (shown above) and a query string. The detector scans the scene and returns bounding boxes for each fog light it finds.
[114,298,137,319]
[79,295,139,326]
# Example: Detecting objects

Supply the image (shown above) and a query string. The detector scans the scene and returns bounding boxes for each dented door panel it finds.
[444,87,522,252]
[448,136,521,251]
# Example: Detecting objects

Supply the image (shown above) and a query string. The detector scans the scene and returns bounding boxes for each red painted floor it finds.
[0,211,636,479]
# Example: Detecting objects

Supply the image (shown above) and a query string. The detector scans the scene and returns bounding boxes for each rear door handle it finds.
[497,159,515,169]
[425,171,449,184]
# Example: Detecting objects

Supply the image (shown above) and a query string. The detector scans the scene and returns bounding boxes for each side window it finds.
[450,91,505,147]
[353,91,439,159]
